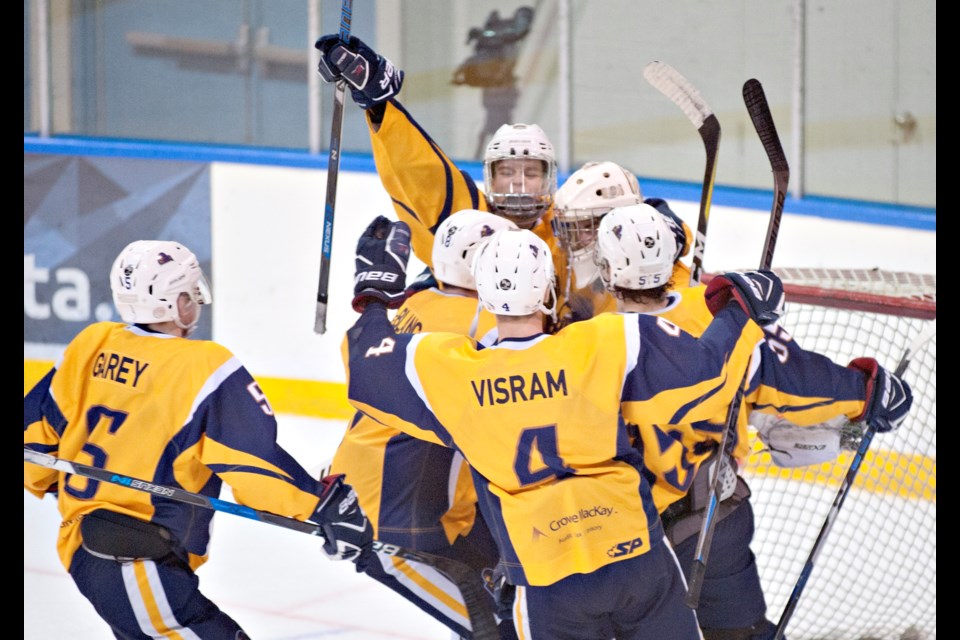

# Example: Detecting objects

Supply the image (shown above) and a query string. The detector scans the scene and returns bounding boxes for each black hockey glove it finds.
[315,34,404,109]
[848,357,913,433]
[312,474,373,569]
[704,270,785,326]
[353,215,411,312]
[645,197,690,261]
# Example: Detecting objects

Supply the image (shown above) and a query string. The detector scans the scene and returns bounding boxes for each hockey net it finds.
[742,267,936,640]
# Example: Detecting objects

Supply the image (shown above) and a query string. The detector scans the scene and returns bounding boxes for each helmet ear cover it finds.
[472,228,557,318]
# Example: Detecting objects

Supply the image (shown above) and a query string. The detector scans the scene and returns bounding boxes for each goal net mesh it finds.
[743,267,936,640]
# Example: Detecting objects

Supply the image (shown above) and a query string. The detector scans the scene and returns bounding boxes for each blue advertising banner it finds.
[24,154,212,343]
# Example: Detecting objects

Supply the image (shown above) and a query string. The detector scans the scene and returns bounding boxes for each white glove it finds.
[752,412,846,468]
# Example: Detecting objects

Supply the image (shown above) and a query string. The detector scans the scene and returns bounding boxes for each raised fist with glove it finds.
[848,357,913,433]
[315,34,404,109]
[353,215,411,312]
[312,474,373,569]
[704,270,785,326]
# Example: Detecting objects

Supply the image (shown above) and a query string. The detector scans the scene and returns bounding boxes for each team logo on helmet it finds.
[441,224,459,248]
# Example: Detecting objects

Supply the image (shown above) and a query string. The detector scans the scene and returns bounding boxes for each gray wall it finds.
[25,0,936,208]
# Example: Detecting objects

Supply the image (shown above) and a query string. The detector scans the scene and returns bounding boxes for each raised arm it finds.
[315,34,485,265]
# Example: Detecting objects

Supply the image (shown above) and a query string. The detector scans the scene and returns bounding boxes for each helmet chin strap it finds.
[539,285,558,326]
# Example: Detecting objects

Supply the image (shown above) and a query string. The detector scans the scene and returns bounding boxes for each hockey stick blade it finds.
[743,78,789,269]
[643,61,720,286]
[894,317,935,378]
[643,61,714,128]
[314,0,353,335]
[23,447,500,639]
[773,319,936,639]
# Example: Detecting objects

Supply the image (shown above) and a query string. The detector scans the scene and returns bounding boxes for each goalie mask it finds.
[472,228,557,318]
[553,161,643,286]
[596,203,676,291]
[110,240,212,335]
[483,123,558,227]
[433,209,518,290]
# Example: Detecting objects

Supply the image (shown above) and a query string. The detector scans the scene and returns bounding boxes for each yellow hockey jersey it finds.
[636,286,871,512]
[332,287,498,549]
[24,322,326,572]
[343,303,764,586]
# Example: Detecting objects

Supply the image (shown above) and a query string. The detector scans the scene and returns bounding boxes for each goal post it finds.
[743,267,936,639]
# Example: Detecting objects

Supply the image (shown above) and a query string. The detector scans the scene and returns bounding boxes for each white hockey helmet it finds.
[432,209,518,289]
[483,123,558,227]
[553,161,643,285]
[110,240,212,334]
[596,203,677,291]
[472,228,556,317]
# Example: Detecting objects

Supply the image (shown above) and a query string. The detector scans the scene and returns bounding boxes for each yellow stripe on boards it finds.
[743,443,936,502]
[256,376,353,420]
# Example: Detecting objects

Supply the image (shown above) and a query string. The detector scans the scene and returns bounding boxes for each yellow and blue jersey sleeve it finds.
[632,285,870,498]
[370,100,487,266]
[369,100,697,328]
[369,100,558,272]
[747,323,869,426]
[619,308,763,427]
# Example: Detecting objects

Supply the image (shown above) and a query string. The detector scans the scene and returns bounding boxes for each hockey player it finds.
[592,204,914,639]
[312,34,690,326]
[23,240,372,640]
[330,209,518,638]
[553,169,807,636]
[337,215,782,638]
[551,160,693,325]
[315,33,550,252]
[333,215,911,638]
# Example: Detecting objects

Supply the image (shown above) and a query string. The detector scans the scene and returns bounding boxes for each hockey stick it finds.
[685,78,789,608]
[23,447,500,640]
[744,78,789,270]
[642,61,721,286]
[773,319,936,639]
[314,0,353,335]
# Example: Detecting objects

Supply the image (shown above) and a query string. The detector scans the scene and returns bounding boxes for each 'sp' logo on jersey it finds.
[607,536,644,558]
